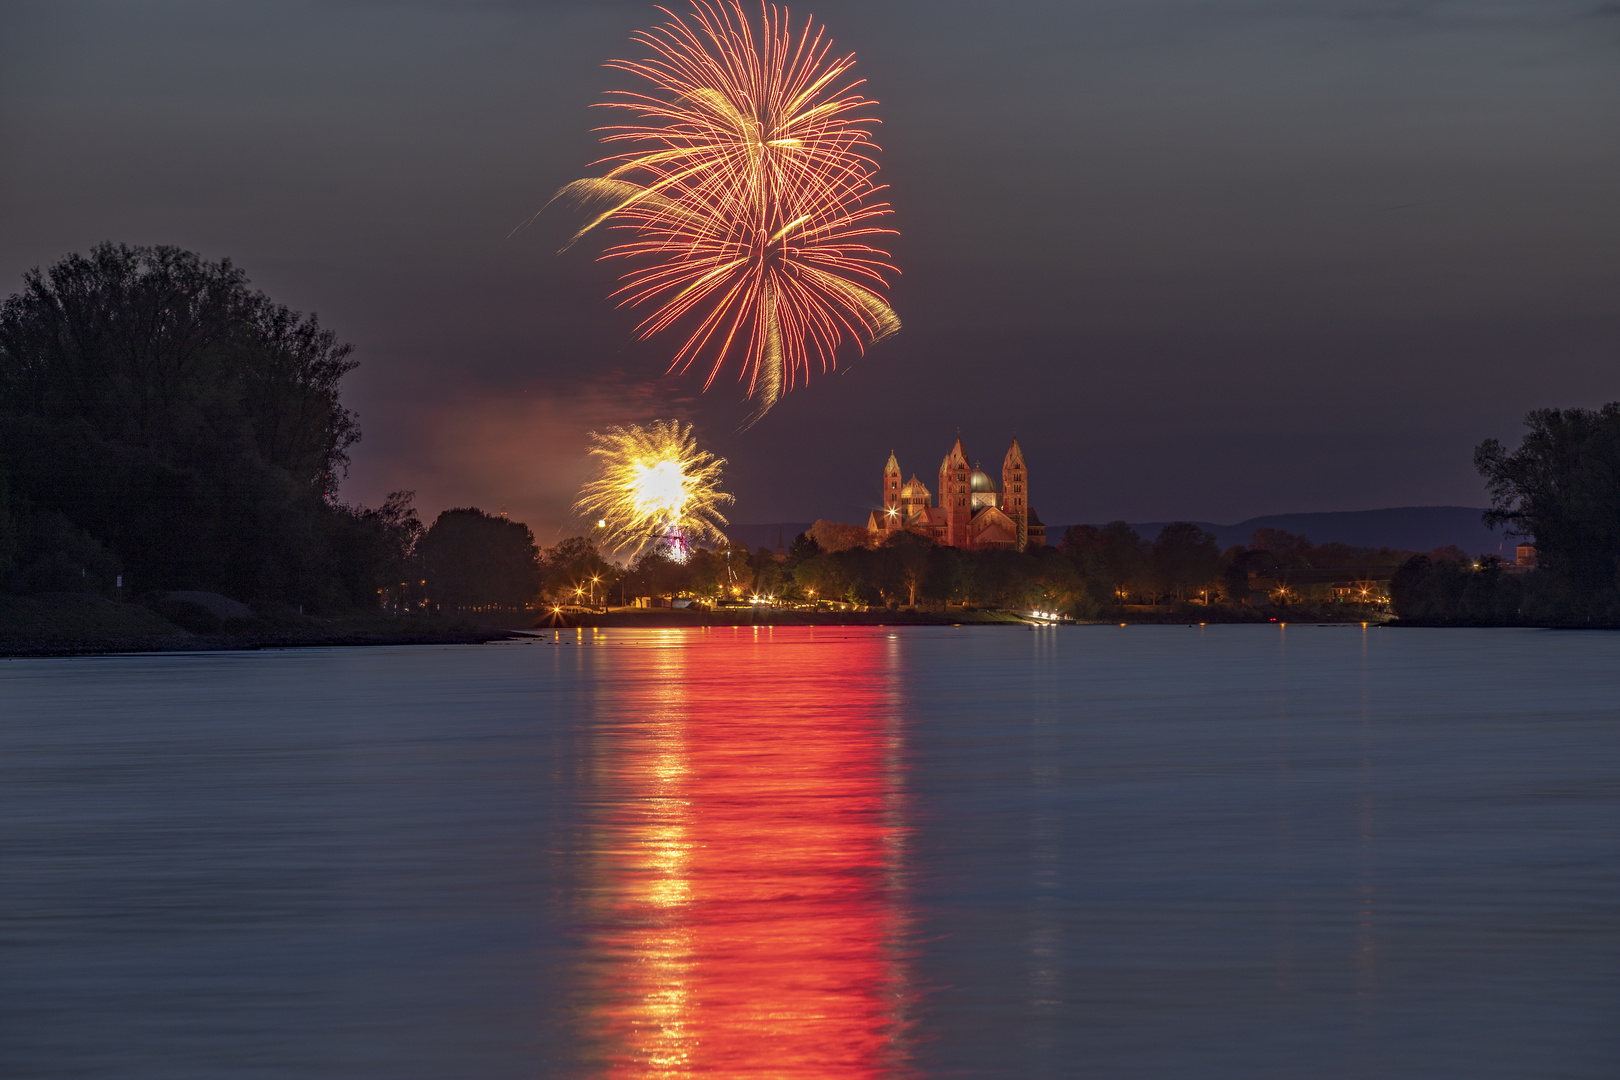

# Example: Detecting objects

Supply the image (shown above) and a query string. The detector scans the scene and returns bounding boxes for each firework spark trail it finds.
[574,420,733,556]
[548,0,899,424]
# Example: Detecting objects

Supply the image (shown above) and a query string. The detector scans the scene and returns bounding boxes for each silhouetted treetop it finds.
[1477,404,1620,592]
[785,531,821,566]
[0,244,389,606]
[0,243,358,495]
[1150,522,1220,603]
[420,508,541,609]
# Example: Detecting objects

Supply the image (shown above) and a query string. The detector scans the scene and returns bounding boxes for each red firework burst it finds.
[549,0,899,423]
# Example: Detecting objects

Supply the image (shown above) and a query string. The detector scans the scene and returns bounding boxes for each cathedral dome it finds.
[969,466,999,511]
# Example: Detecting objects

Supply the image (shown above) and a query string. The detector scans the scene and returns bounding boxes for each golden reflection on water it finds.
[582,628,910,1078]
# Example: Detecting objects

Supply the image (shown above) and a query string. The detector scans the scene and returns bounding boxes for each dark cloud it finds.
[2,0,1615,531]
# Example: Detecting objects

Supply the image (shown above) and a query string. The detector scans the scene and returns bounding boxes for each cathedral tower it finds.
[939,436,971,548]
[881,451,902,531]
[1002,437,1028,550]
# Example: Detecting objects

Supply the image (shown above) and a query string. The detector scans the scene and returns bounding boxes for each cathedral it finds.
[866,436,1047,551]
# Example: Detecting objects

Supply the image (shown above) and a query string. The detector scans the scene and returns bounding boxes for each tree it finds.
[834,546,887,606]
[0,244,384,607]
[0,467,14,577]
[809,519,870,553]
[330,490,423,612]
[1097,521,1148,603]
[1150,522,1221,603]
[792,550,846,602]
[680,546,731,601]
[0,244,357,494]
[882,530,933,607]
[921,546,971,607]
[1476,405,1620,593]
[542,536,616,602]
[1058,521,1148,606]
[1220,547,1255,604]
[1248,528,1312,567]
[419,508,541,609]
[1060,524,1102,562]
[785,531,821,566]
[623,543,690,601]
[367,491,424,572]
[1023,544,1091,618]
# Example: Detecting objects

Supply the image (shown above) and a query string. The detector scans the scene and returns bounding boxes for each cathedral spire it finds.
[882,449,903,522]
[1003,436,1028,550]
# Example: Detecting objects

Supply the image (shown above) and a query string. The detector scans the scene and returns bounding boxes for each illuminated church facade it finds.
[866,436,1046,551]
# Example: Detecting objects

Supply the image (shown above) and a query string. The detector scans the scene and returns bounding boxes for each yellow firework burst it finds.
[575,420,732,556]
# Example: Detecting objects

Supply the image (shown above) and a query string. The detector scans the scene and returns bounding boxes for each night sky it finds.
[3,0,1616,543]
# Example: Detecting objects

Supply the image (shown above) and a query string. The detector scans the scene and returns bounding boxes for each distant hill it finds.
[729,507,1510,558]
[1062,507,1507,557]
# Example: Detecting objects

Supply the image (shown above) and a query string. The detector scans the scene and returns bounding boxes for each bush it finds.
[3,508,121,595]
[156,597,223,633]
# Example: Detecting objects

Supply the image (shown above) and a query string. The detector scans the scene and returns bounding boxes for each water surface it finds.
[3,625,1617,1078]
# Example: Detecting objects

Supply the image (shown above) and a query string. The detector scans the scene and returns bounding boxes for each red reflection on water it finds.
[584,628,910,1078]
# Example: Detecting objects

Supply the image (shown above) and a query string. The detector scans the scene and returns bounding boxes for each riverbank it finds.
[0,595,517,657]
[1,595,1396,656]
[1104,603,1389,625]
[545,607,1030,629]
[543,603,1391,628]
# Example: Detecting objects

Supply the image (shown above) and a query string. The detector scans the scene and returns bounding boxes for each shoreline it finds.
[0,626,522,658]
[0,595,521,658]
[543,604,1390,629]
[544,608,1028,629]
[0,597,1416,657]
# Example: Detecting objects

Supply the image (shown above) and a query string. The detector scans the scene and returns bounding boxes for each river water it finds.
[2,625,1617,1078]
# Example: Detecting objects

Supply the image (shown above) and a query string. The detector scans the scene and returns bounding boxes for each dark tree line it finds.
[543,519,1401,619]
[0,244,548,615]
[1386,553,1582,625]
[0,244,398,606]
[1393,404,1620,624]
